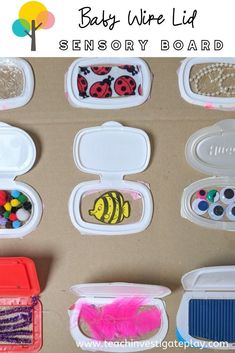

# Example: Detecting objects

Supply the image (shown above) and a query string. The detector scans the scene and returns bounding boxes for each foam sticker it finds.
[80,190,143,225]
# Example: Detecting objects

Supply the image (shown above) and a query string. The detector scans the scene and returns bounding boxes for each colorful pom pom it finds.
[9,213,17,222]
[12,220,21,229]
[23,201,32,211]
[4,203,11,212]
[3,211,10,219]
[17,194,28,203]
[11,190,20,198]
[10,199,20,207]
[16,209,30,222]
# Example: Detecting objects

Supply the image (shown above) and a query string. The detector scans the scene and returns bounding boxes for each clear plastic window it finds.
[189,63,235,97]
[0,190,33,229]
[80,189,143,225]
[78,297,161,341]
[0,64,24,99]
[77,65,143,99]
[190,186,235,221]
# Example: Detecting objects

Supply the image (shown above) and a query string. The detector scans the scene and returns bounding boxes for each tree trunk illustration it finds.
[31,20,36,51]
[24,20,42,51]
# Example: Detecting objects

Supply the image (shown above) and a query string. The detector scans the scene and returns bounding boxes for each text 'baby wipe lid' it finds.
[0,122,36,179]
[73,122,150,177]
[70,282,171,299]
[182,266,235,292]
[185,119,235,177]
[0,257,40,297]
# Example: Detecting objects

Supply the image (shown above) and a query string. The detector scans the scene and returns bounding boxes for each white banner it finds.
[0,0,233,56]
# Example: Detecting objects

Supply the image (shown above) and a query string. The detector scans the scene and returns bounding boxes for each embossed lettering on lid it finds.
[185,120,235,176]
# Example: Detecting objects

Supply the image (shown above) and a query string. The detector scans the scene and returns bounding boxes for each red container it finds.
[0,257,42,352]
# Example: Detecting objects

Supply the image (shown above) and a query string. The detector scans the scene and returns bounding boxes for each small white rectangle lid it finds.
[73,121,150,178]
[0,122,36,179]
[182,266,235,291]
[71,282,171,299]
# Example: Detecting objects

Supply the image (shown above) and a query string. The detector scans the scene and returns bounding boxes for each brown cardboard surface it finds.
[0,58,235,352]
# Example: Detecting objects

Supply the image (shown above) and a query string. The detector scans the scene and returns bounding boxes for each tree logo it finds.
[12,1,55,51]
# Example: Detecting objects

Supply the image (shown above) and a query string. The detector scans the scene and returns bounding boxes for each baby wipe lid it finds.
[71,282,171,299]
[182,266,235,291]
[0,257,40,297]
[185,119,235,177]
[0,122,36,179]
[73,121,150,178]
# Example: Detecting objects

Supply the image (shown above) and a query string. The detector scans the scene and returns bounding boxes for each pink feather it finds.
[79,297,161,341]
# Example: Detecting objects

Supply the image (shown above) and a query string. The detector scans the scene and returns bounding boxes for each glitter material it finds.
[0,65,24,100]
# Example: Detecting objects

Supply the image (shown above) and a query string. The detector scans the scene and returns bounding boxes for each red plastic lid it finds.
[0,257,40,297]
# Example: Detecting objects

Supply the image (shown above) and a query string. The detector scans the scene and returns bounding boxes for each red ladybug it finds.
[114,76,136,96]
[80,66,90,75]
[138,84,143,96]
[90,76,114,98]
[77,74,88,98]
[118,65,139,76]
[91,66,112,75]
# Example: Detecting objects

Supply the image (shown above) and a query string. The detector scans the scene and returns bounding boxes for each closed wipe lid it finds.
[186,119,235,176]
[73,121,150,177]
[0,257,40,297]
[182,266,235,291]
[71,282,171,299]
[0,122,36,178]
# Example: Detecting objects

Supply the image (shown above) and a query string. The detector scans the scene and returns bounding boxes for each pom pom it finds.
[16,208,30,222]
[4,202,11,212]
[12,220,22,229]
[9,213,17,221]
[11,190,20,198]
[11,199,20,207]
[79,297,161,341]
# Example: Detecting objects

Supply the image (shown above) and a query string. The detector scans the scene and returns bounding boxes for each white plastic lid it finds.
[0,122,36,179]
[71,282,171,299]
[185,119,235,177]
[182,266,235,291]
[73,121,150,178]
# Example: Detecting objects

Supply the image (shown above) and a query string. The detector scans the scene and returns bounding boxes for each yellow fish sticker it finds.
[89,191,131,224]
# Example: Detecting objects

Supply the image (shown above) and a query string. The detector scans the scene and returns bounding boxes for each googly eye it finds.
[226,203,235,221]
[207,189,220,203]
[208,203,225,220]
[196,189,207,199]
[192,199,209,215]
[220,188,235,204]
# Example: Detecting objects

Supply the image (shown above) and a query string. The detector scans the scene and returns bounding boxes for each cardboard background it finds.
[1,58,235,352]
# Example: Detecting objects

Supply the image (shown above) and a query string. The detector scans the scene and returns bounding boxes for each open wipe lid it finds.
[66,57,152,110]
[185,119,235,177]
[178,57,235,110]
[73,121,150,178]
[71,282,171,299]
[0,257,40,297]
[0,122,36,179]
[182,266,235,291]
